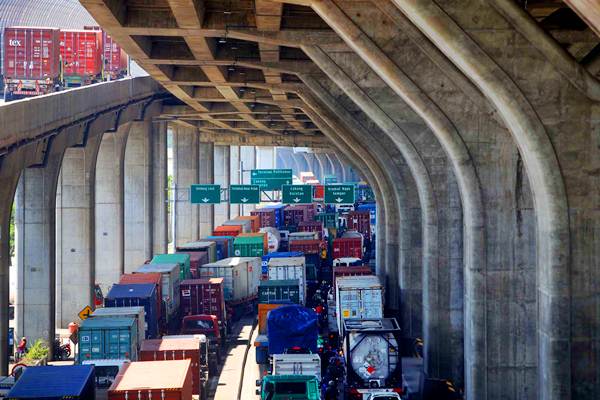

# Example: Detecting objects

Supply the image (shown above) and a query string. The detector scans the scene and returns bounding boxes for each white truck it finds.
[272,353,322,382]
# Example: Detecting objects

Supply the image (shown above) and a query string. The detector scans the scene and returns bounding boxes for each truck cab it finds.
[181,314,224,372]
[256,375,321,400]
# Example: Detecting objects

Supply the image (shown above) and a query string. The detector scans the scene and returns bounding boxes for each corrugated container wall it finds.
[204,236,234,260]
[3,27,60,79]
[198,258,260,303]
[347,211,372,238]
[179,278,226,323]
[176,242,217,263]
[77,317,139,363]
[104,283,159,339]
[333,237,363,259]
[213,225,242,237]
[90,306,146,343]
[59,29,102,83]
[150,253,190,280]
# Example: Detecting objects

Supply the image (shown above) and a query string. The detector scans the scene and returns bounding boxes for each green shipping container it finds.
[150,253,190,280]
[77,317,138,363]
[233,236,265,257]
[258,279,301,304]
[315,213,337,229]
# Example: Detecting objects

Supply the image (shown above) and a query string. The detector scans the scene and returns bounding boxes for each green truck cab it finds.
[256,375,321,400]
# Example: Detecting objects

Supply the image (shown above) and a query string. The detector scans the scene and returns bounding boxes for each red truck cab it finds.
[181,315,225,373]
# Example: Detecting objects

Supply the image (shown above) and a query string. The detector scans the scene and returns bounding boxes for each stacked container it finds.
[77,317,139,363]
[90,306,147,342]
[104,283,159,339]
[179,278,226,324]
[177,242,217,264]
[135,263,180,327]
[333,237,363,259]
[213,225,242,237]
[198,257,260,304]
[347,211,372,238]
[266,257,307,305]
[204,236,235,260]
[235,215,260,232]
[233,234,266,257]
[119,273,162,330]
[223,219,252,233]
[150,253,191,280]
[298,221,324,239]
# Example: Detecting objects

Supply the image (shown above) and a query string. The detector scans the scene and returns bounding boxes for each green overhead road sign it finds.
[282,185,313,205]
[191,184,221,204]
[251,169,292,190]
[230,185,261,204]
[325,184,355,204]
[323,175,337,185]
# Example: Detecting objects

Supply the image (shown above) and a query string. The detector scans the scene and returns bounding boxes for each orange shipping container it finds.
[237,232,268,253]
[213,225,242,237]
[258,303,286,334]
[235,215,260,232]
[108,359,193,400]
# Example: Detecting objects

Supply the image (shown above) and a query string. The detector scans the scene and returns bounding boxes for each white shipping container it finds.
[223,219,252,233]
[288,232,318,242]
[199,257,260,302]
[272,354,322,382]
[136,263,180,319]
[336,276,384,334]
[267,257,306,304]
[90,306,146,344]
[260,227,281,253]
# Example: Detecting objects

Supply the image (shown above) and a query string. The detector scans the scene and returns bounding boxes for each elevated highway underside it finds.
[1,0,599,399]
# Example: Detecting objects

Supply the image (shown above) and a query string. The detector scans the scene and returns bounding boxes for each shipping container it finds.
[104,283,159,339]
[251,208,277,228]
[179,278,226,323]
[336,276,384,334]
[313,184,325,200]
[235,215,260,232]
[333,237,363,259]
[284,205,312,226]
[223,219,252,233]
[59,29,102,87]
[100,30,127,80]
[108,360,193,400]
[332,258,363,267]
[289,231,319,242]
[298,221,324,239]
[233,234,266,257]
[204,236,234,260]
[78,317,139,363]
[135,263,180,324]
[343,318,402,397]
[258,279,301,304]
[264,203,286,227]
[90,306,146,343]
[176,241,217,263]
[314,212,337,229]
[176,251,208,278]
[3,27,61,100]
[266,257,306,304]
[213,225,242,237]
[259,227,281,253]
[139,338,206,395]
[273,353,321,382]
[198,257,260,304]
[261,251,304,276]
[150,253,191,280]
[254,303,286,364]
[118,273,162,331]
[347,211,372,238]
[332,265,372,298]
[5,365,95,400]
[356,202,376,226]
[289,239,323,255]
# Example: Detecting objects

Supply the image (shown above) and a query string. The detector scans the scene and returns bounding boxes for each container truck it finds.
[3,27,61,101]
[298,221,325,239]
[234,232,267,257]
[150,253,191,280]
[104,283,159,339]
[333,236,364,259]
[81,359,129,388]
[347,211,372,238]
[135,263,180,328]
[267,305,318,355]
[223,219,252,233]
[343,319,402,400]
[235,215,260,232]
[77,317,139,363]
[284,205,313,226]
[99,30,128,80]
[252,204,285,228]
[256,375,320,400]
[5,365,95,399]
[261,251,304,277]
[108,359,193,400]
[176,251,209,278]
[258,279,301,304]
[254,303,287,364]
[336,276,384,334]
[90,306,146,342]
[266,257,307,305]
[118,272,162,331]
[59,29,103,87]
[139,337,208,396]
[204,235,234,259]
[177,241,217,263]
[272,353,322,382]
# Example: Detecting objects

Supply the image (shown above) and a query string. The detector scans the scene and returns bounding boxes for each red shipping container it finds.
[59,29,102,85]
[235,215,260,232]
[313,184,324,200]
[108,359,193,400]
[3,27,61,97]
[333,237,363,259]
[298,221,324,239]
[119,272,163,325]
[289,239,323,255]
[179,278,227,323]
[347,211,371,238]
[251,208,276,228]
[284,206,310,226]
[177,251,209,278]
[84,26,128,80]
[139,339,203,395]
[213,225,242,237]
[332,266,372,298]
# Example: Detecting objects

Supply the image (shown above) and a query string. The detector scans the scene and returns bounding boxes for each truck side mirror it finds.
[255,379,262,387]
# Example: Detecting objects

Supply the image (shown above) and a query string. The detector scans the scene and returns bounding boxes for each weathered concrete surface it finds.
[173,125,200,246]
[152,121,168,255]
[229,146,241,219]
[213,145,230,226]
[198,141,214,237]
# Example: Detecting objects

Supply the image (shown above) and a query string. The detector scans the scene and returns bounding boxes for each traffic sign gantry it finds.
[78,305,93,320]
[324,184,355,204]
[230,184,261,204]
[251,169,292,190]
[282,185,313,204]
[190,184,221,204]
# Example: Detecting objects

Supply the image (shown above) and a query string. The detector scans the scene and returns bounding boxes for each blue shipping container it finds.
[261,251,304,275]
[205,235,235,260]
[357,202,376,226]
[263,204,285,228]
[267,305,318,355]
[78,317,138,363]
[6,365,95,399]
[105,283,159,338]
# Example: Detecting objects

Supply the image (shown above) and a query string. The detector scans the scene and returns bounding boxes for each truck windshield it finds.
[184,319,214,331]
[275,382,306,395]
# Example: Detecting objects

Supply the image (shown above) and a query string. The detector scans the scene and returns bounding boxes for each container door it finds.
[105,328,121,359]
[360,288,383,319]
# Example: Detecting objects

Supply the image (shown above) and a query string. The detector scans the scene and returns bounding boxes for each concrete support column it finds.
[152,121,168,255]
[330,154,346,182]
[15,151,64,346]
[213,145,230,226]
[124,121,153,272]
[240,146,256,215]
[173,125,199,246]
[198,142,214,237]
[94,124,130,294]
[256,146,275,169]
[229,146,241,219]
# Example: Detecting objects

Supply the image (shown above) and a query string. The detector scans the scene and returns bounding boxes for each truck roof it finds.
[6,365,94,398]
[140,338,201,351]
[203,257,259,266]
[109,360,191,391]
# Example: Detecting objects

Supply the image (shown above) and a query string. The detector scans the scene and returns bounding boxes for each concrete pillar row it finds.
[323,154,336,178]
[391,2,572,399]
[94,123,131,295]
[331,154,347,182]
